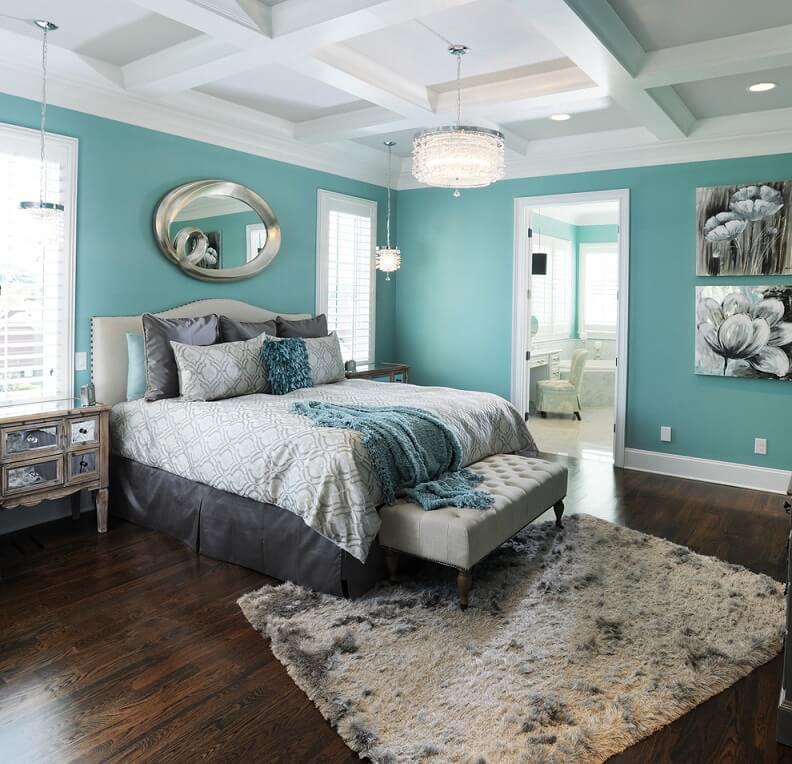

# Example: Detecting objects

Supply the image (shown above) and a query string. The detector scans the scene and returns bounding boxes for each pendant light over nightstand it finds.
[19,20,64,220]
[376,141,401,280]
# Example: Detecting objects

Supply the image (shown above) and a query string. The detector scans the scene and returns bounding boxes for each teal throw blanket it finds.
[290,401,493,511]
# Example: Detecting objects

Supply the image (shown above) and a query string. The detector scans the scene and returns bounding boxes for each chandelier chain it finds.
[386,144,392,248]
[39,24,49,206]
[456,53,462,126]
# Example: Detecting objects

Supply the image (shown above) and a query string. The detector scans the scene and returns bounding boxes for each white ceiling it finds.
[1,0,791,187]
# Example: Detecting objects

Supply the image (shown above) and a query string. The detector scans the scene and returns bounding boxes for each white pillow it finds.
[170,333,268,401]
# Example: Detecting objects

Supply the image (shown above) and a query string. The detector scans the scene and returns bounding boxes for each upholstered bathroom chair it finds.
[537,349,588,420]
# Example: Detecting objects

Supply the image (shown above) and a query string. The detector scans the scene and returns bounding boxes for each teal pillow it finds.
[126,332,146,401]
[262,337,312,395]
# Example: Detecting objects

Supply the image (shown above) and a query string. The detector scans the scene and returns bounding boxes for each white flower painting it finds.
[696,181,792,275]
[696,285,792,379]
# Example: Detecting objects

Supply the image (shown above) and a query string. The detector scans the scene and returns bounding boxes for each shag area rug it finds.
[238,514,785,763]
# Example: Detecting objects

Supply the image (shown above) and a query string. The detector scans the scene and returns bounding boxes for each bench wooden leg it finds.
[384,549,399,582]
[457,570,473,611]
[553,500,565,529]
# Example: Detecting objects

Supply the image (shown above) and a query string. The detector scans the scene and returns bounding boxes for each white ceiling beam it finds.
[510,0,695,140]
[297,44,433,117]
[294,82,609,143]
[123,36,242,93]
[124,0,476,94]
[637,24,792,88]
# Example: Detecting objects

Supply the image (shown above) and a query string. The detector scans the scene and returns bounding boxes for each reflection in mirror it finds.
[169,196,262,270]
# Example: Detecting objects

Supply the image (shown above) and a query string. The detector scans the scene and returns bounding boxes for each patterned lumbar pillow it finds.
[262,333,345,395]
[171,333,269,401]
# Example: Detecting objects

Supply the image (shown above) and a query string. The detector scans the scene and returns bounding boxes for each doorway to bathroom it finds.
[511,190,629,466]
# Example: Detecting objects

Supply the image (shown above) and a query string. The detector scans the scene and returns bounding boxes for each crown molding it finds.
[0,32,388,189]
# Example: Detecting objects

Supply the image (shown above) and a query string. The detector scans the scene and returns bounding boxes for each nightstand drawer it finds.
[67,449,99,483]
[3,455,64,495]
[2,421,62,460]
[69,417,99,447]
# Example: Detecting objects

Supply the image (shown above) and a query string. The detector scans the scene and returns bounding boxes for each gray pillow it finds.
[143,313,219,401]
[220,316,276,343]
[276,313,328,338]
[171,334,268,401]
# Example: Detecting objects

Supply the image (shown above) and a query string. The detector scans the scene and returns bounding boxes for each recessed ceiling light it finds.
[748,82,776,93]
[550,113,571,121]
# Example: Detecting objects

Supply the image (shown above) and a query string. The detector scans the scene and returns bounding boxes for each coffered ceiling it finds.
[1,0,791,187]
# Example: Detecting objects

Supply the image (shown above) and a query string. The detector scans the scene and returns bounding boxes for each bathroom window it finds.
[579,243,618,338]
[532,234,572,341]
[316,190,377,364]
[0,123,77,404]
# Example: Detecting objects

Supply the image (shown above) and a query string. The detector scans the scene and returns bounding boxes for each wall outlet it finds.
[660,426,672,443]
[754,437,767,456]
[74,351,87,371]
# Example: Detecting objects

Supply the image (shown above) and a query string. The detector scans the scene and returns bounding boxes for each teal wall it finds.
[0,92,397,396]
[395,155,792,470]
[0,91,397,532]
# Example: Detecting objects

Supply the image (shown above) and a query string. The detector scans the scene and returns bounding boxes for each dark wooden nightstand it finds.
[0,398,111,533]
[345,362,409,383]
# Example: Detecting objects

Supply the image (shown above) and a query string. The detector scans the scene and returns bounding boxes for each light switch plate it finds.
[754,437,767,455]
[74,351,87,371]
[660,426,672,442]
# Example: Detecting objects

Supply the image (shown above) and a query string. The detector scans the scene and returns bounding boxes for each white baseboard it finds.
[624,448,791,495]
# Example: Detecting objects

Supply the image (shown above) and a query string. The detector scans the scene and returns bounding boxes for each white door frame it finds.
[511,189,630,467]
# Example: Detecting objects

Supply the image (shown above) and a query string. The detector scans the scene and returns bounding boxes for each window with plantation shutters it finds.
[579,243,618,338]
[531,234,573,342]
[0,123,77,404]
[316,190,377,365]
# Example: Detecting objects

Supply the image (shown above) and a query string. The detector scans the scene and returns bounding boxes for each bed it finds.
[93,299,535,597]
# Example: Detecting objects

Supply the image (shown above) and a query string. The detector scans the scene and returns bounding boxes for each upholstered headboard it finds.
[91,299,311,406]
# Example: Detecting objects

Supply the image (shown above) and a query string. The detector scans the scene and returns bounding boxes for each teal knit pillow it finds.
[262,337,313,395]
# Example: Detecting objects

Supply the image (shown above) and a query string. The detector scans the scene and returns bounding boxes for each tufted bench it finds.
[378,454,568,609]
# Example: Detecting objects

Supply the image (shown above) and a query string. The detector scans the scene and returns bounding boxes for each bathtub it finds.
[559,358,616,407]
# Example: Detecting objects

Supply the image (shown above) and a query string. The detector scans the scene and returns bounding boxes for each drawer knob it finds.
[79,428,88,435]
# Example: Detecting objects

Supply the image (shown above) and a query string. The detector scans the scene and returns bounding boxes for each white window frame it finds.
[315,190,377,365]
[578,242,619,340]
[531,233,573,343]
[0,122,78,405]
[246,222,267,263]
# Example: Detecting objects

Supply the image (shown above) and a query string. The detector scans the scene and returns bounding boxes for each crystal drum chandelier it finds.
[19,20,64,219]
[412,44,505,196]
[376,141,401,280]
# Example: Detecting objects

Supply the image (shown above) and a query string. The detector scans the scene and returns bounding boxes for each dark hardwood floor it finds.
[1,457,791,763]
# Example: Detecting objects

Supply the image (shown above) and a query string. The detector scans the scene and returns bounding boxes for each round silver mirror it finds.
[154,179,281,282]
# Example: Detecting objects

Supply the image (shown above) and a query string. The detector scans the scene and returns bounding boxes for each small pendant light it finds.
[376,141,401,280]
[19,20,64,219]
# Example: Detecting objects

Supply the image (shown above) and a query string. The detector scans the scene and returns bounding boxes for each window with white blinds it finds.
[579,242,618,338]
[316,190,377,364]
[531,233,573,341]
[0,123,77,404]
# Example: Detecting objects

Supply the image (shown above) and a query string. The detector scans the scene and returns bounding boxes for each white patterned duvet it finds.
[111,379,536,562]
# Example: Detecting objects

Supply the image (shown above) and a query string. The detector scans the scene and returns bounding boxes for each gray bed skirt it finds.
[110,456,385,598]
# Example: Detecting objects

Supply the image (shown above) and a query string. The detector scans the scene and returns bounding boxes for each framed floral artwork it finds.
[696,181,792,276]
[696,285,792,379]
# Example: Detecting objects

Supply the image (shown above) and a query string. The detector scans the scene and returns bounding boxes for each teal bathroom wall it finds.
[0,92,397,395]
[395,155,792,470]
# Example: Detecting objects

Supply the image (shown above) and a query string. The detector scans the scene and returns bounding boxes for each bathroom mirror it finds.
[154,179,281,282]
